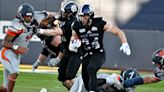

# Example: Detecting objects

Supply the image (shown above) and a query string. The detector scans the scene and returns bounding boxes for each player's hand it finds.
[53,20,60,28]
[32,60,41,72]
[15,46,28,55]
[48,58,61,67]
[69,39,81,53]
[120,43,131,55]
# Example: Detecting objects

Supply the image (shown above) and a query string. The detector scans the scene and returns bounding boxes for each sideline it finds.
[0,64,120,74]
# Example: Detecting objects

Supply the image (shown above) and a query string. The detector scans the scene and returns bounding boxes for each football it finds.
[40,88,47,92]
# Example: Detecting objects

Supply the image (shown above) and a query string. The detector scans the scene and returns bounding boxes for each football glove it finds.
[69,39,81,52]
[120,43,131,56]
[48,57,61,67]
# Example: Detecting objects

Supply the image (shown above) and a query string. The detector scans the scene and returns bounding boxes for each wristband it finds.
[39,29,45,34]
[12,45,19,50]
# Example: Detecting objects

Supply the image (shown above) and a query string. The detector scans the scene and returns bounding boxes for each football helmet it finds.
[60,1,78,20]
[121,68,140,81]
[78,4,94,18]
[17,3,34,26]
[152,48,164,69]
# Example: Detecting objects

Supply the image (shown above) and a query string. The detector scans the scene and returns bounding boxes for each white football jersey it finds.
[6,18,33,48]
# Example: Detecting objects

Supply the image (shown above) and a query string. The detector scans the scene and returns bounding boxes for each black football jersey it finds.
[60,16,77,49]
[72,17,106,53]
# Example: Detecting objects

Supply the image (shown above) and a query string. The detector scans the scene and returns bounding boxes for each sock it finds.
[7,75,16,92]
[0,85,7,92]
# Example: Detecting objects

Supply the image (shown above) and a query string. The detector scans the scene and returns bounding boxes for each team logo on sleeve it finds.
[79,28,86,33]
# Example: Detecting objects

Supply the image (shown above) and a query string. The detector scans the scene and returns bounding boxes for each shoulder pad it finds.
[93,17,103,21]
[72,21,79,26]
[8,18,24,32]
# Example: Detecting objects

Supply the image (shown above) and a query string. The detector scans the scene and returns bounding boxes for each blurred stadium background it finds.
[0,0,164,70]
[0,0,164,92]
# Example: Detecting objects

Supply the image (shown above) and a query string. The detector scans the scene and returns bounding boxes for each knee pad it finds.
[66,72,76,80]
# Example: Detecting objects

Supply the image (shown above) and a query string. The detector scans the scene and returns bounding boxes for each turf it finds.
[0,70,164,92]
[0,70,67,92]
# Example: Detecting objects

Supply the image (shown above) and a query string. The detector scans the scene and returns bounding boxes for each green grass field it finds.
[0,69,164,92]
[0,70,68,92]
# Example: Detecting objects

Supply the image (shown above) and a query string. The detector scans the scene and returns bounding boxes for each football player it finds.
[36,1,82,90]
[152,48,164,80]
[70,68,161,92]
[0,3,36,92]
[69,4,131,92]
[32,12,64,72]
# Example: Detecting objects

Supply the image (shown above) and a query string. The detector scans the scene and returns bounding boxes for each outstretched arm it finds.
[38,20,63,36]
[123,76,161,88]
[104,23,131,55]
[104,23,127,43]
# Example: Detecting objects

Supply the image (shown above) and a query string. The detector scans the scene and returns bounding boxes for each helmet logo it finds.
[26,13,33,16]
[71,5,77,12]
[89,5,93,13]
[128,71,135,79]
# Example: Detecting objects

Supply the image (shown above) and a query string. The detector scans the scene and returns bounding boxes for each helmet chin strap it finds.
[24,17,33,26]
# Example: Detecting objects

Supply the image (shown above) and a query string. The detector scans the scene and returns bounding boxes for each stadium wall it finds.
[0,0,164,71]
[0,21,164,71]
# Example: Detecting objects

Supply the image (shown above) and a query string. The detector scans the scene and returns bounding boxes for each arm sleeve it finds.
[95,17,107,30]
[123,76,144,88]
[100,18,107,28]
